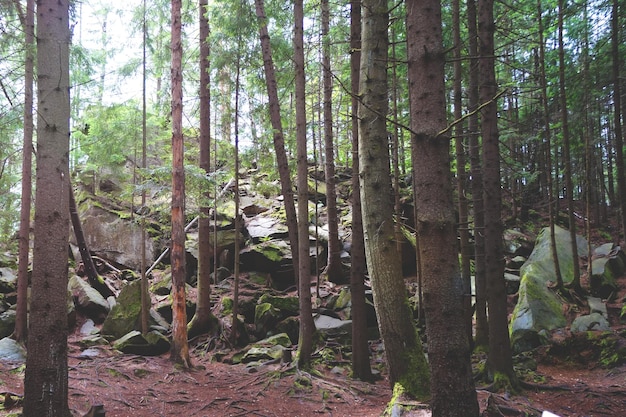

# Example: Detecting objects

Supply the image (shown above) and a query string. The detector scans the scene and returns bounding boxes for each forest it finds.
[0,0,626,416]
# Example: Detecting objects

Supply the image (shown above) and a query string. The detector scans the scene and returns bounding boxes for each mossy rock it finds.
[112,330,170,356]
[258,293,299,315]
[254,302,281,335]
[101,280,169,340]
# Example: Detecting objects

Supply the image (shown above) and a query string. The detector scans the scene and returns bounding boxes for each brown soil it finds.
[2,333,626,417]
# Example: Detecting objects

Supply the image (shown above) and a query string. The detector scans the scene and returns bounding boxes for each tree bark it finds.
[359,0,429,398]
[188,0,218,339]
[558,0,581,291]
[23,1,72,415]
[406,0,478,414]
[294,0,314,368]
[467,0,488,349]
[321,0,343,284]
[611,0,626,244]
[13,0,34,344]
[478,0,516,386]
[349,0,372,381]
[253,0,299,284]
[170,0,191,367]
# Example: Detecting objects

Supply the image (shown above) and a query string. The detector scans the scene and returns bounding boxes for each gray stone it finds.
[570,313,610,333]
[0,337,26,363]
[68,275,110,322]
[0,309,15,339]
[314,314,352,337]
[112,330,170,356]
[102,280,169,340]
[0,267,17,293]
[587,297,607,318]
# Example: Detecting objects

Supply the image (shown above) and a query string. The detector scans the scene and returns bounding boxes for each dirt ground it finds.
[1,333,626,417]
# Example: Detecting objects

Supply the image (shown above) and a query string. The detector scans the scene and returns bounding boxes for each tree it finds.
[253,0,300,284]
[557,0,581,292]
[23,0,72,415]
[321,0,343,284]
[13,0,34,344]
[294,0,315,368]
[406,0,479,414]
[170,0,191,367]
[188,0,218,338]
[478,0,516,386]
[358,0,429,399]
[349,0,372,382]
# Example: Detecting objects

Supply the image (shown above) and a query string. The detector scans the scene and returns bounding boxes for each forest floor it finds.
[1,321,626,417]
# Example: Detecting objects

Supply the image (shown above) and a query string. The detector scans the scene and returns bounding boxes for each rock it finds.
[257,293,299,316]
[80,319,98,335]
[68,275,110,322]
[0,309,15,339]
[101,280,169,340]
[590,246,625,298]
[0,267,17,293]
[72,201,156,270]
[241,333,292,364]
[587,297,607,318]
[314,314,352,338]
[112,330,170,356]
[0,337,26,363]
[254,303,282,336]
[503,229,535,257]
[570,313,610,333]
[245,215,289,242]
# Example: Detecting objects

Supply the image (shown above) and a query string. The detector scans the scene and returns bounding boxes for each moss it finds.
[221,297,233,314]
[383,383,407,416]
[396,331,430,401]
[492,371,518,394]
[258,293,299,314]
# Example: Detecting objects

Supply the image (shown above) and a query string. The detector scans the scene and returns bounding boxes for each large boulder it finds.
[0,337,26,363]
[510,225,588,353]
[68,275,110,322]
[112,330,170,356]
[72,200,156,270]
[101,280,169,340]
[590,243,625,298]
[0,267,17,293]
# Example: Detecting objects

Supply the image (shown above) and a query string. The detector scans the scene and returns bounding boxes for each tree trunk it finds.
[13,0,34,344]
[188,0,218,339]
[170,0,191,368]
[612,0,626,244]
[294,0,314,368]
[478,0,516,386]
[349,0,372,381]
[407,0,479,414]
[452,0,473,350]
[321,0,343,284]
[558,0,581,291]
[23,1,72,415]
[467,0,488,349]
[537,0,563,290]
[359,0,429,398]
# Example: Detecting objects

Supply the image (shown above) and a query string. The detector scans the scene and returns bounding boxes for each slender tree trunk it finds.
[23,1,71,415]
[188,0,218,338]
[612,0,626,244]
[170,0,191,367]
[232,51,242,345]
[321,0,343,284]
[140,0,150,335]
[407,0,478,414]
[359,0,429,398]
[452,0,473,350]
[468,0,488,349]
[478,0,516,386]
[294,0,314,368]
[558,0,581,291]
[253,0,299,284]
[349,0,372,381]
[537,0,563,289]
[13,0,34,344]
